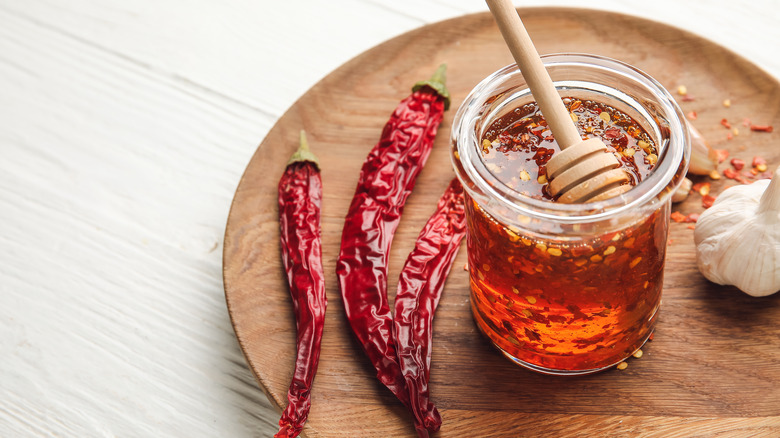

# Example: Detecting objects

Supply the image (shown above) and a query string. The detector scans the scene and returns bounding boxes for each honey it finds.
[451,55,689,374]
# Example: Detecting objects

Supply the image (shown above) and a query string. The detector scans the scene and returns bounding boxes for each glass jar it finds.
[451,54,689,375]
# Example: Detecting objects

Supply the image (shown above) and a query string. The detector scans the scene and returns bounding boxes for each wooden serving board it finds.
[223,8,780,437]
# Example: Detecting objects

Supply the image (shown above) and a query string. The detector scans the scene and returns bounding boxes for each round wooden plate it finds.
[224,8,780,437]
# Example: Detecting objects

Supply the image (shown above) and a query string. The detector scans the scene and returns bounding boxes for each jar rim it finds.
[451,53,690,224]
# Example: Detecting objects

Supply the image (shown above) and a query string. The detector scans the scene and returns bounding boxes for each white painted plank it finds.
[0,0,423,120]
[0,7,277,437]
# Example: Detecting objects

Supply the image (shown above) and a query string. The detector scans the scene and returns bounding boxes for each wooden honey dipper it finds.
[486,0,631,203]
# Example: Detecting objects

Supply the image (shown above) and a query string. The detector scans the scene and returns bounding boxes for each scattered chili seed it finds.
[537,174,548,184]
[733,128,739,136]
[720,118,732,129]
[482,263,491,272]
[599,111,611,122]
[646,154,658,165]
[603,246,616,256]
[525,296,537,304]
[702,194,716,208]
[547,247,563,256]
[519,169,531,181]
[750,125,773,132]
[629,257,642,268]
[730,158,745,171]
[633,349,644,359]
[617,362,628,370]
[723,99,731,107]
[677,85,687,95]
[709,170,721,180]
[590,254,603,263]
[753,156,768,172]
[622,147,636,157]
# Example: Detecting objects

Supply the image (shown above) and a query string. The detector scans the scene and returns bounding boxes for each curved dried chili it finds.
[393,178,466,437]
[275,131,326,438]
[335,65,450,429]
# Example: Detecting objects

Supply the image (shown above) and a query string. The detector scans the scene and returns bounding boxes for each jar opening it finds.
[451,54,690,225]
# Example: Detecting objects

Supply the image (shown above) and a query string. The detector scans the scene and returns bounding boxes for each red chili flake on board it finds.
[671,211,687,223]
[750,125,773,132]
[742,118,752,127]
[684,213,700,223]
[730,158,746,171]
[715,149,730,163]
[687,224,696,230]
[726,133,733,141]
[723,168,739,180]
[682,95,696,102]
[687,111,698,120]
[702,194,716,208]
[649,333,655,341]
[760,171,774,179]
[720,118,732,129]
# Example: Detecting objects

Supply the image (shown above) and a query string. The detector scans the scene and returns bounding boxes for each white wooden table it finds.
[1,1,778,436]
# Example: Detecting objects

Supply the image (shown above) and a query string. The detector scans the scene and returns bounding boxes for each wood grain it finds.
[223,8,780,437]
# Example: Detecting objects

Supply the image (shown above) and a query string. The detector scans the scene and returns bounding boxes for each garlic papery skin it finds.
[694,167,780,297]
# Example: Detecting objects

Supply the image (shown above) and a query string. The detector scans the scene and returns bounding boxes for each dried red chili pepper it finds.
[393,178,466,437]
[750,125,773,132]
[336,65,450,428]
[275,131,326,438]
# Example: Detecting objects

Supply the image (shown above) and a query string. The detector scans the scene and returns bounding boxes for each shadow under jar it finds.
[451,54,689,375]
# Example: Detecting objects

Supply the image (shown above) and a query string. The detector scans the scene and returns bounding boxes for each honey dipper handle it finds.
[486,0,582,149]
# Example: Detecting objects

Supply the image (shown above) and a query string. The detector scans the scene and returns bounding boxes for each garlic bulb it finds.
[694,167,780,296]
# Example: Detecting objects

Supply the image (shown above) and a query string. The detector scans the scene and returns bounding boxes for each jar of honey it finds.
[451,54,689,375]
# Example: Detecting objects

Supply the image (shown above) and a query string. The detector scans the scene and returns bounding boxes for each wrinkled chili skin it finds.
[336,86,446,421]
[276,157,326,438]
[393,178,466,437]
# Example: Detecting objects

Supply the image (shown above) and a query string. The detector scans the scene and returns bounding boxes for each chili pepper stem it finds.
[757,167,780,214]
[412,63,451,110]
[287,130,321,169]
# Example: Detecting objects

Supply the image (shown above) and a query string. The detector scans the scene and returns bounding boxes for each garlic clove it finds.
[694,167,780,297]
[672,177,692,203]
[687,124,718,175]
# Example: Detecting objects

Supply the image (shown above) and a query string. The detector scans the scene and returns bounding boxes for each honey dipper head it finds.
[545,138,631,203]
